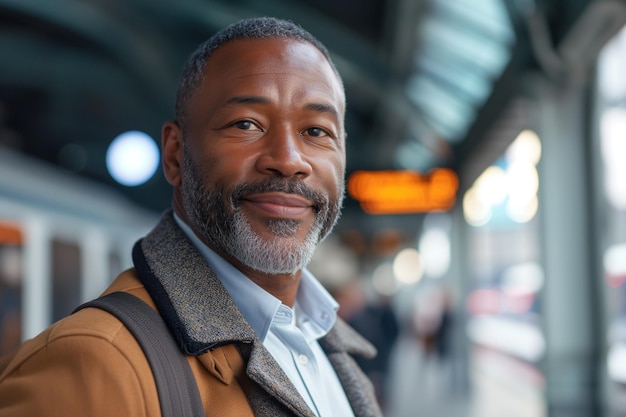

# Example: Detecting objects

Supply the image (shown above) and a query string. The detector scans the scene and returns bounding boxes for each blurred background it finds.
[1,0,626,416]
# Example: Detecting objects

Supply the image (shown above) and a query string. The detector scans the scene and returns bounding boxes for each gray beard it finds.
[181,149,343,275]
[225,210,322,274]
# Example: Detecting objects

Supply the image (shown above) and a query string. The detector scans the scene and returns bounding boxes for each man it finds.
[0,17,382,417]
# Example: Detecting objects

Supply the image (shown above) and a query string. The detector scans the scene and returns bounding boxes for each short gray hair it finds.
[174,16,343,128]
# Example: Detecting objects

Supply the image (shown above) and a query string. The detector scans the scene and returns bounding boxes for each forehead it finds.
[199,37,345,109]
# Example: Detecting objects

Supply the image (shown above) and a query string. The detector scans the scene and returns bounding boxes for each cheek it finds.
[192,146,256,185]
[321,157,346,197]
[332,153,346,182]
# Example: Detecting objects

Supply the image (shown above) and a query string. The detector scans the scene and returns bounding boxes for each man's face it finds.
[177,37,346,275]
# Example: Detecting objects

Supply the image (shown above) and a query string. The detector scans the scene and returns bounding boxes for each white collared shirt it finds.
[174,215,355,417]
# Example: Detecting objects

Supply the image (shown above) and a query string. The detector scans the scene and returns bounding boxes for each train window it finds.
[0,221,23,356]
[51,238,82,321]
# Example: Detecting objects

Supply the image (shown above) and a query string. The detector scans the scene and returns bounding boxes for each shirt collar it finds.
[173,213,338,342]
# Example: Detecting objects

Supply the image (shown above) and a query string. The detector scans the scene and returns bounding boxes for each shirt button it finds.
[298,354,309,366]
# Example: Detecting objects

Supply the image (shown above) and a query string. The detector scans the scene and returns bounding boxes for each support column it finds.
[534,77,601,417]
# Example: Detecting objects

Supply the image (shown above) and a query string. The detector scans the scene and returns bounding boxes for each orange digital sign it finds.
[347,168,459,214]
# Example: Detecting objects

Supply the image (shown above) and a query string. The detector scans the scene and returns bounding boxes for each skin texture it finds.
[161,37,346,307]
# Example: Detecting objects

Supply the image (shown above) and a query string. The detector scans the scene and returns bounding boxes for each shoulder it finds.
[0,269,160,416]
[3,267,155,378]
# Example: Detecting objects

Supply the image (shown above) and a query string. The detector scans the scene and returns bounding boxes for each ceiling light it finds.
[106,131,159,187]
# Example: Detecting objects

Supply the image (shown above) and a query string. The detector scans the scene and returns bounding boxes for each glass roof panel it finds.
[407,75,476,141]
[402,0,516,150]
[416,49,493,105]
[435,0,516,43]
[419,17,513,75]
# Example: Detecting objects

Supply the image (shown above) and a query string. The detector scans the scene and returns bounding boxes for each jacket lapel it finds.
[319,320,383,417]
[243,343,317,417]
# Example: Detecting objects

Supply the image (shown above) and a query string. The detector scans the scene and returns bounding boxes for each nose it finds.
[255,128,312,178]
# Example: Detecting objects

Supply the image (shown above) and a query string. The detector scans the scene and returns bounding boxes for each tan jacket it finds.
[0,211,382,417]
[0,271,258,417]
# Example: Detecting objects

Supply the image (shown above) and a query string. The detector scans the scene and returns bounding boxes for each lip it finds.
[242,192,314,218]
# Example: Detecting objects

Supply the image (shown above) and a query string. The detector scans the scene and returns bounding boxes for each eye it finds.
[303,127,330,138]
[232,120,262,131]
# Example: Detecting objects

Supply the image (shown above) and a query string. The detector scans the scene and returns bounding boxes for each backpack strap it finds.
[74,292,204,417]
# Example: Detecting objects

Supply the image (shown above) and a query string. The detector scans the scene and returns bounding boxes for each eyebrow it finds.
[225,95,270,106]
[225,96,341,122]
[305,102,341,123]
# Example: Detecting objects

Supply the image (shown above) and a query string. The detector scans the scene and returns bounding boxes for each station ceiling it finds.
[0,0,604,231]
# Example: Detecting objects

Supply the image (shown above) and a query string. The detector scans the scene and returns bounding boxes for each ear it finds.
[162,121,183,186]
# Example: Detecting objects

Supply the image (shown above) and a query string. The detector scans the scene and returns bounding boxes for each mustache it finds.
[230,178,329,213]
